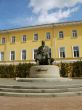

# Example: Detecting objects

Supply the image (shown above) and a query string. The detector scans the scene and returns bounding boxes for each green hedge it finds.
[16,63,34,78]
[0,63,34,78]
[0,65,16,78]
[0,61,82,78]
[60,61,82,77]
[72,61,82,77]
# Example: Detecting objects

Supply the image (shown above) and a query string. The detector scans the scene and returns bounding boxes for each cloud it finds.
[29,0,82,13]
[1,0,81,30]
[29,0,82,24]
[37,7,79,24]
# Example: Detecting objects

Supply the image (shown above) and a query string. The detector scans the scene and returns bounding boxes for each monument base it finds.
[30,65,60,78]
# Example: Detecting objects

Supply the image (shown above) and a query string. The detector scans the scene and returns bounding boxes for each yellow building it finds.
[0,20,82,64]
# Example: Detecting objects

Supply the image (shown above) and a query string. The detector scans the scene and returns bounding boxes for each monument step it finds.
[0,87,82,93]
[16,78,72,82]
[0,91,82,97]
[0,83,82,89]
[0,78,82,97]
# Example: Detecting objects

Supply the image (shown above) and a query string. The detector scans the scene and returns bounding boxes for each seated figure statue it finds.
[35,41,54,65]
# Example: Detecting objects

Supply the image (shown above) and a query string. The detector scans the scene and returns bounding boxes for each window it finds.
[34,33,38,41]
[21,50,26,60]
[2,38,6,44]
[72,30,77,38]
[46,32,51,40]
[22,35,27,42]
[0,52,4,61]
[11,36,15,43]
[33,49,38,59]
[59,47,65,58]
[59,31,64,39]
[49,48,51,58]
[73,46,79,58]
[10,51,15,61]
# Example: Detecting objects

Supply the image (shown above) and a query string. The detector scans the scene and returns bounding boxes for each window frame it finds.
[10,51,15,61]
[0,52,4,61]
[11,36,15,43]
[49,48,51,58]
[72,46,80,58]
[58,31,64,39]
[21,49,27,60]
[59,47,66,58]
[34,33,38,41]
[22,35,27,43]
[33,48,38,60]
[46,32,51,40]
[2,37,6,44]
[72,30,78,38]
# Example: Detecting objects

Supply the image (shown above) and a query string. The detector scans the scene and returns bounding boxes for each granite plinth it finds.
[30,65,60,78]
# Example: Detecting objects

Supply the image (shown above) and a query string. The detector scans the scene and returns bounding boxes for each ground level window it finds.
[21,50,26,60]
[33,49,38,59]
[73,46,79,57]
[10,51,15,61]
[59,47,65,58]
[49,48,51,58]
[0,52,4,61]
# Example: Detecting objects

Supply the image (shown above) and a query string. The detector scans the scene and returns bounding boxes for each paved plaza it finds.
[0,96,82,110]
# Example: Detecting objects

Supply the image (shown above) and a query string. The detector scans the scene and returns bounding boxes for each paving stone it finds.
[0,96,82,110]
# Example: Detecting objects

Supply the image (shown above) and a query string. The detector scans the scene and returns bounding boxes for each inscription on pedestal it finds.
[36,68,48,72]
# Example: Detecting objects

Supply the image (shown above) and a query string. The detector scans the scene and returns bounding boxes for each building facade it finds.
[0,21,82,64]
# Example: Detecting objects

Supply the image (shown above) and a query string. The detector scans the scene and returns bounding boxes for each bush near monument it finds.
[0,65,15,78]
[0,62,82,78]
[16,63,34,78]
[0,63,34,78]
[60,61,82,77]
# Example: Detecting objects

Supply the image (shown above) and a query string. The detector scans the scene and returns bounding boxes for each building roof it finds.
[0,20,82,33]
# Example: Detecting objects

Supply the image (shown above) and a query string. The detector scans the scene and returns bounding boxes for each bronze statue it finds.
[35,41,54,65]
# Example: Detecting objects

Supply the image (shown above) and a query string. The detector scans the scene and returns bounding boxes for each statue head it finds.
[42,41,45,46]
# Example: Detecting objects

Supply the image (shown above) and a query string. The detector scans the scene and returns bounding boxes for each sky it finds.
[0,0,82,30]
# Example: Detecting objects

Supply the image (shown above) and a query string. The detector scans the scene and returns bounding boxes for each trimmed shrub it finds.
[0,61,82,78]
[0,65,16,78]
[6,65,16,78]
[60,63,68,77]
[60,61,82,77]
[16,63,34,78]
[72,61,82,77]
[0,63,34,78]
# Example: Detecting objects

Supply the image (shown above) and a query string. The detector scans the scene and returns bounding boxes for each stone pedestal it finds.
[30,65,60,78]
